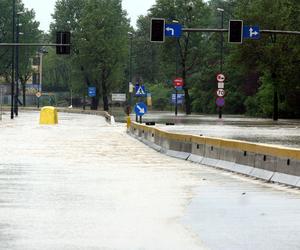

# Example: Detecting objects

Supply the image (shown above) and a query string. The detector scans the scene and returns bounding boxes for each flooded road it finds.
[128,112,300,148]
[0,111,300,250]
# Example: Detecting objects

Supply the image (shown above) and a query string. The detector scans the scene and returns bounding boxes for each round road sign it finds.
[216,97,225,107]
[173,77,184,87]
[216,74,225,82]
[216,89,225,97]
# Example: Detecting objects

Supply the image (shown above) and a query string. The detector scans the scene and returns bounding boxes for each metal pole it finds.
[129,35,132,108]
[14,14,20,116]
[11,0,16,119]
[0,87,3,121]
[40,52,43,95]
[220,11,224,73]
[175,38,179,116]
[219,9,224,119]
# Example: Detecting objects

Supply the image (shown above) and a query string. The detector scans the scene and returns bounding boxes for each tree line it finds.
[1,0,299,118]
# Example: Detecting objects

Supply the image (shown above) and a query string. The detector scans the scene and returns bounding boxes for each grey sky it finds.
[22,0,156,32]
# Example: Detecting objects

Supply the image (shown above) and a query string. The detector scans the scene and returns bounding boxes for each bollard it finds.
[110,115,115,125]
[40,106,58,125]
[126,116,131,128]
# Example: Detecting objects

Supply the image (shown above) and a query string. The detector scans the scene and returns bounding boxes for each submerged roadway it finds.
[0,111,299,250]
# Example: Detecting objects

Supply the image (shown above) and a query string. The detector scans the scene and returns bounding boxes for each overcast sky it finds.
[22,0,156,32]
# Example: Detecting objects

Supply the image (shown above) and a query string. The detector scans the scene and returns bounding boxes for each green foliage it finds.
[50,0,130,110]
[145,82,172,110]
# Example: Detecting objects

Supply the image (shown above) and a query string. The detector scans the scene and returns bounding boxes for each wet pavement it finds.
[0,111,300,250]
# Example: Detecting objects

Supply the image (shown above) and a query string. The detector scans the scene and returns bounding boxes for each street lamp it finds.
[11,0,16,119]
[14,11,24,116]
[173,19,180,116]
[217,7,224,119]
[37,48,48,108]
[217,8,224,73]
[128,31,133,109]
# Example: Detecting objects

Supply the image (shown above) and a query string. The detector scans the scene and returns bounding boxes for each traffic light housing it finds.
[150,18,165,43]
[56,31,71,54]
[228,20,243,44]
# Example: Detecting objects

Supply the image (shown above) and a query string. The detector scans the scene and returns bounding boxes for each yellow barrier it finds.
[40,106,58,125]
[130,122,300,160]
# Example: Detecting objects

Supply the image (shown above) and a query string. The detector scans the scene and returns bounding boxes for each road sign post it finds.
[134,102,147,124]
[216,74,225,119]
[173,77,184,116]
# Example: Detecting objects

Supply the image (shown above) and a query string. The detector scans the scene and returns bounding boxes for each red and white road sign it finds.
[216,74,225,82]
[173,77,184,87]
[217,89,225,97]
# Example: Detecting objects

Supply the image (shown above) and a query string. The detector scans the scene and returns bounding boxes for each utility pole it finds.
[217,8,224,119]
[15,12,22,116]
[11,0,16,119]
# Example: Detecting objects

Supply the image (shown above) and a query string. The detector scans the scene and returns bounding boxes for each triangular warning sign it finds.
[136,86,145,95]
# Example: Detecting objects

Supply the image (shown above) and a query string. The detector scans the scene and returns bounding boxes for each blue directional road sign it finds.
[243,26,260,39]
[135,84,146,97]
[88,87,96,97]
[171,93,185,104]
[165,23,182,38]
[134,102,148,116]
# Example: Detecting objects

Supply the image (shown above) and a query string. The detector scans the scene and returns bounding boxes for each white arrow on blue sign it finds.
[165,23,182,38]
[243,26,260,39]
[134,102,147,116]
[88,87,96,97]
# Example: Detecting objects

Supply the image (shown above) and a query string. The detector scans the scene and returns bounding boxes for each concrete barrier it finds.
[128,122,300,188]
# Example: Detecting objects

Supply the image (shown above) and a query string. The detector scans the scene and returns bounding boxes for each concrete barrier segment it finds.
[249,168,275,182]
[166,150,190,160]
[129,122,300,187]
[271,172,300,186]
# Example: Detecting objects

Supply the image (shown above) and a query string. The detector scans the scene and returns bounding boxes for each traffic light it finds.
[56,31,71,54]
[150,18,165,43]
[228,20,243,44]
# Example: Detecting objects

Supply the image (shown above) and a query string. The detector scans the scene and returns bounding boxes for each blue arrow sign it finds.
[88,87,96,97]
[134,102,148,116]
[135,84,146,97]
[165,24,182,38]
[243,26,260,39]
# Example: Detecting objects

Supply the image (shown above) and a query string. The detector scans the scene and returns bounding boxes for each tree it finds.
[230,0,300,119]
[50,0,130,110]
[141,0,211,114]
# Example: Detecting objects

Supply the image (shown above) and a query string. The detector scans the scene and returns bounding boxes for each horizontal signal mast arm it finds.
[182,28,300,35]
[0,43,71,47]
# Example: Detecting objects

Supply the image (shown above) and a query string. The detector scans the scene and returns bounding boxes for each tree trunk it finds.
[272,72,279,121]
[90,95,99,110]
[182,62,191,115]
[22,82,26,107]
[101,69,109,112]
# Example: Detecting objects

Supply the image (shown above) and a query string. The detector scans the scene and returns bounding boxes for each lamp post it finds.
[14,11,24,116]
[173,20,180,116]
[128,32,133,109]
[11,0,16,119]
[217,7,224,119]
[37,48,48,108]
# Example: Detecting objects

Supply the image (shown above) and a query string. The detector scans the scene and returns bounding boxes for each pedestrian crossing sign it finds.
[135,85,146,97]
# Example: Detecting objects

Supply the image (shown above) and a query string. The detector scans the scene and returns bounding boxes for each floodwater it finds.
[129,112,300,148]
[0,111,299,250]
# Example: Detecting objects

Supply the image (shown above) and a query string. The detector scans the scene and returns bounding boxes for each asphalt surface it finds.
[0,111,299,250]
